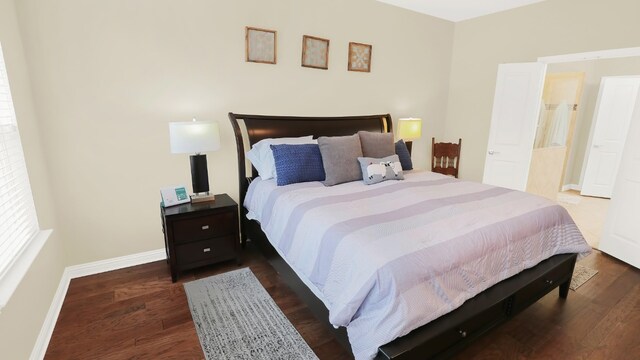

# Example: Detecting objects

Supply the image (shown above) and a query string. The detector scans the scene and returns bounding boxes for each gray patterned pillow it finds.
[358,131,395,158]
[318,134,363,186]
[358,155,404,185]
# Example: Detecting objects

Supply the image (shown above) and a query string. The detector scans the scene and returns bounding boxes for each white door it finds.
[581,77,640,198]
[483,63,547,190]
[599,90,640,269]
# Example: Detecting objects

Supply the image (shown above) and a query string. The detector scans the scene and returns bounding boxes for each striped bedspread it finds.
[244,171,591,359]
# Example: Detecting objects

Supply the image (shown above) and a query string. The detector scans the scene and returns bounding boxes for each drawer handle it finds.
[546,279,554,285]
[203,248,211,253]
[459,330,467,338]
[201,225,210,230]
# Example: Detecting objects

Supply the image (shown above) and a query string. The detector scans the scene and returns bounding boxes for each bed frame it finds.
[229,112,577,359]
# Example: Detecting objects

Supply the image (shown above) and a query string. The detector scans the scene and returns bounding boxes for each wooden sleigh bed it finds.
[229,112,578,359]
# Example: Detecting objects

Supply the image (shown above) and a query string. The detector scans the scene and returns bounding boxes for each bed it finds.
[229,112,591,359]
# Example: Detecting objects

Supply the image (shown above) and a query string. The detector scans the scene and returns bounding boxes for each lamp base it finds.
[190,193,216,203]
[190,154,210,194]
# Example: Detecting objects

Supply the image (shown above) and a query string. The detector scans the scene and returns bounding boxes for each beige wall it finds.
[12,0,640,356]
[548,58,640,187]
[0,0,66,358]
[14,0,454,265]
[445,0,640,181]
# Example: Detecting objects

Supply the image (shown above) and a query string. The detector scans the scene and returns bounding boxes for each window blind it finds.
[0,44,39,280]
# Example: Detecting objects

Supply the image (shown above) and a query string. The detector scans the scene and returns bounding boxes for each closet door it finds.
[482,63,546,191]
[581,77,640,198]
[599,89,640,269]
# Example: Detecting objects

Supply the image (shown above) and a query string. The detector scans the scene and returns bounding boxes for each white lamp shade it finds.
[398,118,422,141]
[169,120,221,154]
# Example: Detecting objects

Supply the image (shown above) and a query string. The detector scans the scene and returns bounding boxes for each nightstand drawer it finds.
[173,212,234,243]
[175,236,236,266]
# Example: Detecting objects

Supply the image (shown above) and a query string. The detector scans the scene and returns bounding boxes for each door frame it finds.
[485,47,640,190]
[536,47,640,192]
[538,47,640,64]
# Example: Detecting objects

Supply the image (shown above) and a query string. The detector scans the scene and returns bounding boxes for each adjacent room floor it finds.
[45,244,638,359]
[557,190,610,249]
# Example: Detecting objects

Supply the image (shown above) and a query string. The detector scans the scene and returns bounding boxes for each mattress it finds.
[244,171,591,359]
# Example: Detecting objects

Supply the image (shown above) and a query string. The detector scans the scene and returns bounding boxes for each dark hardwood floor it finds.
[45,246,639,359]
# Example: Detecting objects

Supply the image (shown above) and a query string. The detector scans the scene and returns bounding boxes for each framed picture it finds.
[348,42,372,72]
[246,26,277,64]
[301,35,330,70]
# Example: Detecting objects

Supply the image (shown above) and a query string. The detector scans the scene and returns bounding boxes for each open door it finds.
[581,77,640,198]
[483,63,547,190]
[599,90,640,269]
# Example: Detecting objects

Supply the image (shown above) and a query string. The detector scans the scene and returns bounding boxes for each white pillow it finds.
[246,136,315,179]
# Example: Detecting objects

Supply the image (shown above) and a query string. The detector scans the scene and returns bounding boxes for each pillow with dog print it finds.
[357,154,404,185]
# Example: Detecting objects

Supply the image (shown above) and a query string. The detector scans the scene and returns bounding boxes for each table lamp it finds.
[398,118,422,154]
[169,118,221,203]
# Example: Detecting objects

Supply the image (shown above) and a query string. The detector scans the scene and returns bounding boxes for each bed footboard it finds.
[376,253,577,360]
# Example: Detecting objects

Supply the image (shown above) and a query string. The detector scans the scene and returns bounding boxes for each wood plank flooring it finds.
[45,246,639,359]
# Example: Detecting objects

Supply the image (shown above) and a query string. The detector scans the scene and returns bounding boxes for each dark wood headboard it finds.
[228,112,393,205]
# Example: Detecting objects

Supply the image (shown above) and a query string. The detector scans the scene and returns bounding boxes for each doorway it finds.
[540,60,640,250]
[483,49,640,266]
[526,72,585,201]
[541,56,640,193]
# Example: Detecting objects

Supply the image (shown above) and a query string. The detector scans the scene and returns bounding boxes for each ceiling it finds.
[377,0,547,22]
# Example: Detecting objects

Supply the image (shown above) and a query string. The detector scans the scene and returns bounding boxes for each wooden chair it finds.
[432,138,462,178]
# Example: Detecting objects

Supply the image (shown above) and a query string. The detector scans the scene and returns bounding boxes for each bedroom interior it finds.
[0,0,639,359]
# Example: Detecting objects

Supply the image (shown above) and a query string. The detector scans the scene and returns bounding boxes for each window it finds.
[0,44,40,282]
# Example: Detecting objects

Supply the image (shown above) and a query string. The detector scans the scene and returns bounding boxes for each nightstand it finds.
[161,194,240,282]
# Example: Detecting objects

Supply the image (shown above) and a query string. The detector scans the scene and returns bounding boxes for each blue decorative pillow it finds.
[270,144,326,186]
[358,154,404,185]
[395,140,413,170]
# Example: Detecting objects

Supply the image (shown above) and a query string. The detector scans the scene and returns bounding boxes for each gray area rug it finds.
[570,264,598,290]
[184,268,319,360]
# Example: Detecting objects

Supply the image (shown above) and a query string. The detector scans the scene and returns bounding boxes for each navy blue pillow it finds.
[395,140,413,170]
[270,144,326,186]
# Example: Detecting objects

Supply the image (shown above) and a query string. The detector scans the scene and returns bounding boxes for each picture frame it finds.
[245,26,277,64]
[301,35,330,70]
[348,42,372,72]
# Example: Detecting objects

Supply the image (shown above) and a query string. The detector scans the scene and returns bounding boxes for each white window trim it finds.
[0,42,52,313]
[0,229,52,313]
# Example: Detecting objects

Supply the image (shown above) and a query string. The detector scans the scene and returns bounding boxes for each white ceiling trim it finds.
[538,47,640,64]
[377,0,547,22]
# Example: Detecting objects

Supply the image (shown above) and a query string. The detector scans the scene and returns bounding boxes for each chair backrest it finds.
[432,138,462,178]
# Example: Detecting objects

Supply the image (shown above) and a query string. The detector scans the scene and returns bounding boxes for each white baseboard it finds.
[65,248,166,279]
[29,268,71,360]
[561,184,581,192]
[30,248,166,360]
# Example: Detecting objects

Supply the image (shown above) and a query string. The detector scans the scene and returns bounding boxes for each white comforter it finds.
[244,171,591,359]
